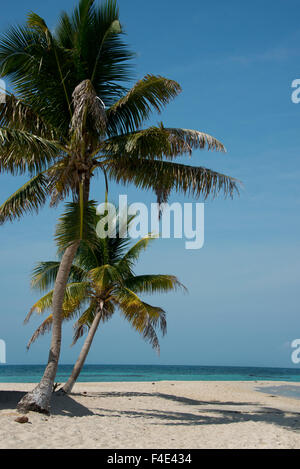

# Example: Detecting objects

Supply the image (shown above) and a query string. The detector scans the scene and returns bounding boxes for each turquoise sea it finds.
[1,364,300,384]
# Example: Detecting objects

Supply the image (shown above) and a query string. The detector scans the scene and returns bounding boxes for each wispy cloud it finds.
[224,47,300,66]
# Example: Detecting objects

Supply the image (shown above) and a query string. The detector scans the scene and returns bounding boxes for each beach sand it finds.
[0,381,300,449]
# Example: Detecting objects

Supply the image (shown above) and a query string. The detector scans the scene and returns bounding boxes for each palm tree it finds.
[25,202,185,394]
[0,0,239,413]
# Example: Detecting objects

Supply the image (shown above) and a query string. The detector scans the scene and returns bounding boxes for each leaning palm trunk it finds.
[17,241,80,414]
[61,307,102,394]
[16,79,98,413]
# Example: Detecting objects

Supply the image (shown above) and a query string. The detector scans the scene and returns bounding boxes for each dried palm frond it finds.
[70,79,106,140]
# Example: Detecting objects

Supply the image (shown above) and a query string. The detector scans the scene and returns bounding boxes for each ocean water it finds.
[1,364,300,384]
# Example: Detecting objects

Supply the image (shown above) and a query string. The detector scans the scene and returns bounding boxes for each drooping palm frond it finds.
[102,125,226,161]
[124,274,187,295]
[0,173,50,224]
[25,290,54,324]
[0,92,60,140]
[25,281,90,325]
[26,293,86,349]
[72,300,116,345]
[55,200,99,251]
[62,281,91,314]
[0,128,60,175]
[116,287,166,351]
[31,261,87,292]
[141,305,168,353]
[106,75,182,135]
[72,322,88,345]
[26,314,54,350]
[70,79,107,141]
[107,157,240,205]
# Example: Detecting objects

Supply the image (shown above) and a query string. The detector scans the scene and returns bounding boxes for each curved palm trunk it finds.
[17,241,80,414]
[17,178,91,414]
[62,307,102,394]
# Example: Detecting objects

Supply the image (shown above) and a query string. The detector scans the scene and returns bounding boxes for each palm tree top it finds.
[0,0,240,227]
[26,202,186,352]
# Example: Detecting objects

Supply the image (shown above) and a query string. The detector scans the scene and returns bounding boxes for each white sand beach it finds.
[0,381,300,449]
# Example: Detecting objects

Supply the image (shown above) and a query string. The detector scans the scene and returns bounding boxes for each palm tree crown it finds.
[26,202,186,353]
[0,0,239,226]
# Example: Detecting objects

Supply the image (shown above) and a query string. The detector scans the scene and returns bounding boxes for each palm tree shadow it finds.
[80,390,257,407]
[92,405,300,432]
[78,391,300,432]
[0,391,26,410]
[51,393,93,417]
[0,390,93,417]
[2,390,300,431]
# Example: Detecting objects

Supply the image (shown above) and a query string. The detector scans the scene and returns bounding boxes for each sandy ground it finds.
[0,381,300,449]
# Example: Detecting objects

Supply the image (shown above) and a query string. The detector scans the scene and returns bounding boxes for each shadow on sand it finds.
[1,389,300,432]
[0,390,93,417]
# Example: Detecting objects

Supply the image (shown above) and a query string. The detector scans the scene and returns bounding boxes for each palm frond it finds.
[54,0,134,106]
[106,75,182,134]
[25,281,89,324]
[0,23,73,134]
[55,200,99,251]
[26,293,84,349]
[124,274,187,295]
[31,261,87,292]
[0,128,60,175]
[102,125,226,161]
[26,314,53,349]
[70,79,106,140]
[117,287,166,351]
[72,300,98,344]
[61,282,90,313]
[89,264,123,290]
[107,157,240,204]
[72,322,89,345]
[0,173,50,225]
[0,92,59,140]
[24,290,54,324]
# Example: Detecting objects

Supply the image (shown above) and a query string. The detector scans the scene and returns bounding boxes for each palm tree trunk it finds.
[62,307,102,394]
[17,177,91,414]
[17,241,80,414]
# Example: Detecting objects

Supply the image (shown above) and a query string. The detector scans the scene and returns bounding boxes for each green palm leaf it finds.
[31,261,87,292]
[0,92,60,140]
[0,173,50,224]
[26,281,90,324]
[55,200,100,251]
[0,128,60,175]
[124,274,187,294]
[106,75,182,134]
[102,125,226,161]
[107,157,239,204]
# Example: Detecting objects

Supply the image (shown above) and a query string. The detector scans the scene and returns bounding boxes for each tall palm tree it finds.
[0,0,239,413]
[25,202,185,394]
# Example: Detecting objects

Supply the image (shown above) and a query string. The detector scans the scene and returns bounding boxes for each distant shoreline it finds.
[1,364,300,384]
[1,364,300,370]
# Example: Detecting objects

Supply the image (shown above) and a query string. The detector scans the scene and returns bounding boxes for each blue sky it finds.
[0,0,300,368]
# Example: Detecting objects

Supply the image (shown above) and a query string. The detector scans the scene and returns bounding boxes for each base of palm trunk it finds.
[60,382,74,395]
[55,387,67,396]
[17,389,51,415]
